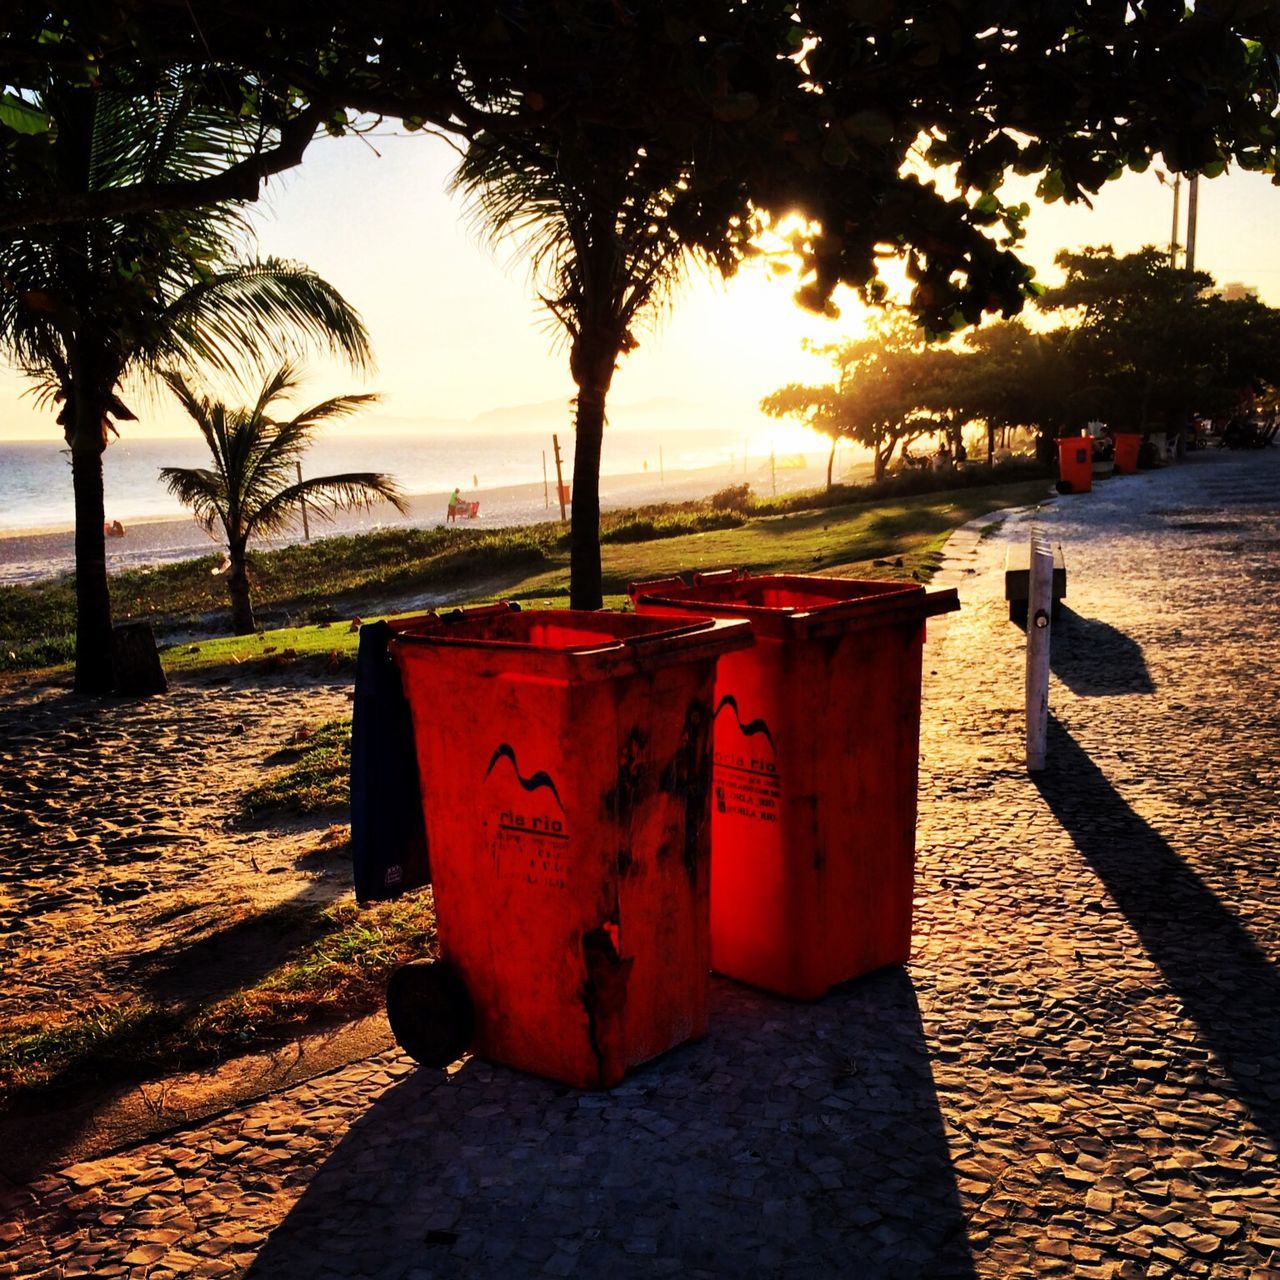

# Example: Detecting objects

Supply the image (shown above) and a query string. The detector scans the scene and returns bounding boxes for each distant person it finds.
[932,443,951,473]
[472,474,478,489]
[447,487,461,522]
[954,439,967,464]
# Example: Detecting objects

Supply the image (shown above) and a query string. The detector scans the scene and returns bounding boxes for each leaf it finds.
[843,110,896,146]
[822,136,850,168]
[1037,170,1066,203]
[711,93,760,123]
[0,93,52,136]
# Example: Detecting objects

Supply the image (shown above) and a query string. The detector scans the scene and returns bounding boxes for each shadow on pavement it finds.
[1049,607,1155,696]
[1036,718,1280,1149]
[247,969,975,1279]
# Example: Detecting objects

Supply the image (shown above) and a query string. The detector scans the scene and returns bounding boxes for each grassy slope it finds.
[1,469,1050,676]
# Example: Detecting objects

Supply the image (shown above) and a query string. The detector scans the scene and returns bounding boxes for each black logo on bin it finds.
[484,743,565,811]
[713,694,776,751]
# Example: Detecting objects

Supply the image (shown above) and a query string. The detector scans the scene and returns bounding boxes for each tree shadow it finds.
[247,969,975,1279]
[1035,718,1280,1149]
[1014,606,1154,696]
[132,897,331,1009]
[0,893,333,1179]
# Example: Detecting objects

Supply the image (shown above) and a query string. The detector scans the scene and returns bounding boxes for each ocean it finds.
[0,424,773,534]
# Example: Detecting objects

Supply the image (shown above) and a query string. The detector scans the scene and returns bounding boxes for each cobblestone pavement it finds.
[4,448,1278,1278]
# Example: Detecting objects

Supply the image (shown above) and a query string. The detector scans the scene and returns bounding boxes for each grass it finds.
[240,719,353,817]
[0,460,1051,676]
[0,893,436,1102]
[0,525,552,672]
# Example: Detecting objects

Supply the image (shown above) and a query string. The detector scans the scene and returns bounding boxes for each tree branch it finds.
[0,104,327,231]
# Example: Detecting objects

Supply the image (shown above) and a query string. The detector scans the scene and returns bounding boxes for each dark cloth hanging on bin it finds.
[351,620,431,901]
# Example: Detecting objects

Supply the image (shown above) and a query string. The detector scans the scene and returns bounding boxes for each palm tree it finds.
[160,364,407,634]
[0,74,370,691]
[451,131,717,610]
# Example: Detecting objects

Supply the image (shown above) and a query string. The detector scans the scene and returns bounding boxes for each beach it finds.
[0,454,847,585]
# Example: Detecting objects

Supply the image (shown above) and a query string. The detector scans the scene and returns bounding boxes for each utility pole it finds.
[296,462,310,540]
[770,450,777,496]
[542,450,549,508]
[1185,175,1200,277]
[1169,175,1182,269]
[1177,174,1202,461]
[552,433,567,521]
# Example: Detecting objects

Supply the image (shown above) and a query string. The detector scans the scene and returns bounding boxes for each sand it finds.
[0,457,843,585]
[0,668,355,1029]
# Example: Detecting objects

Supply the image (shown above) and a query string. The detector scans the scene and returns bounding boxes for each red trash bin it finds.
[387,603,751,1089]
[630,570,958,1000]
[1112,432,1141,474]
[1057,435,1093,493]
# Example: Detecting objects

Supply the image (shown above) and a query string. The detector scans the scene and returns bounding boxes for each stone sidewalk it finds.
[4,448,1278,1278]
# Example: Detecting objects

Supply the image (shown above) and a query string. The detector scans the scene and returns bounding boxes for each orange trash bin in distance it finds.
[1057,435,1093,493]
[630,570,959,1001]
[388,603,752,1089]
[1112,432,1141,475]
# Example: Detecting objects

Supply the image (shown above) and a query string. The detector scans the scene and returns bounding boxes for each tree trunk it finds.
[71,424,114,694]
[873,435,891,483]
[826,439,836,490]
[570,379,609,610]
[227,541,256,634]
[987,422,995,466]
[567,323,620,611]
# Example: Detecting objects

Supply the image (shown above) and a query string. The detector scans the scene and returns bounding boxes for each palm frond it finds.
[451,130,700,351]
[155,259,373,377]
[160,363,398,547]
[285,392,380,429]
[247,361,305,424]
[158,465,227,535]
[249,473,407,539]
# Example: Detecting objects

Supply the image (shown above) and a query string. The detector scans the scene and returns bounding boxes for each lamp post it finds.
[1184,175,1200,277]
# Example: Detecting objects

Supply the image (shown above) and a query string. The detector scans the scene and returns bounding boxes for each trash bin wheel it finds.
[386,958,474,1069]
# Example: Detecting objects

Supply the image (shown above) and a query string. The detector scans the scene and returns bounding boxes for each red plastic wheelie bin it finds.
[387,603,751,1089]
[630,570,958,1001]
[1112,432,1141,475]
[1057,435,1093,493]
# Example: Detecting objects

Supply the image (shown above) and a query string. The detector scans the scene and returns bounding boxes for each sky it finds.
[2,127,1279,445]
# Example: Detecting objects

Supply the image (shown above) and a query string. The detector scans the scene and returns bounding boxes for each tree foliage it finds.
[0,73,372,690]
[3,3,1279,609]
[161,363,406,634]
[1042,247,1280,428]
[762,315,946,483]
[3,2,1278,328]
[765,249,1280,469]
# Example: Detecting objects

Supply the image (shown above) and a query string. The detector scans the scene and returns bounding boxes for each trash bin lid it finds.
[390,602,753,681]
[629,569,959,640]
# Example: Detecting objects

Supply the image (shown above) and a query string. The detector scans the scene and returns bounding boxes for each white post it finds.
[1025,536,1053,771]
